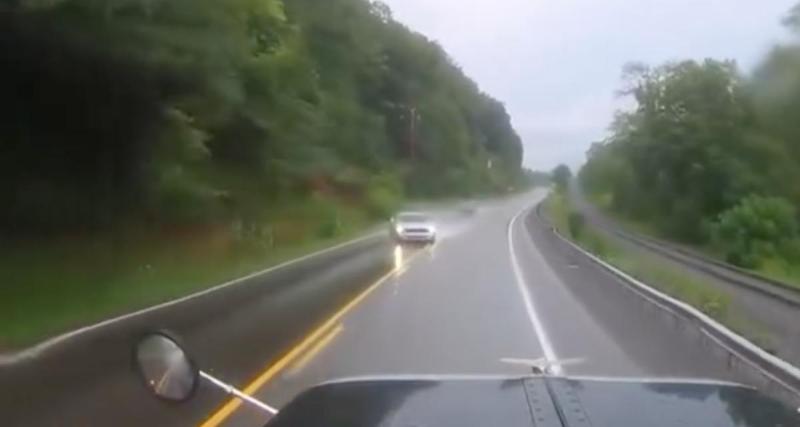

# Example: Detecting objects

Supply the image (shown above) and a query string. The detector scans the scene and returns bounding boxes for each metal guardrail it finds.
[534,201,800,407]
[571,187,800,308]
[604,225,800,308]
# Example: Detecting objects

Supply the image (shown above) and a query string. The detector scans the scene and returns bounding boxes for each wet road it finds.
[215,190,735,427]
[1,229,396,426]
[1,190,752,426]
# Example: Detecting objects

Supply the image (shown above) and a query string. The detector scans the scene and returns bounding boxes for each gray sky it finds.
[381,0,797,171]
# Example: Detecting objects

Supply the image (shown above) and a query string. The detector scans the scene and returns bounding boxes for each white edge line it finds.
[0,231,385,365]
[549,222,800,394]
[508,203,561,375]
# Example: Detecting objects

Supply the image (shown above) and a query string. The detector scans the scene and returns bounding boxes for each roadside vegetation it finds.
[1,213,369,348]
[579,3,800,288]
[544,186,769,348]
[0,0,535,348]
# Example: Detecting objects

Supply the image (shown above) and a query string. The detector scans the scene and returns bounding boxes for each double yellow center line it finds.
[287,324,344,376]
[200,245,431,427]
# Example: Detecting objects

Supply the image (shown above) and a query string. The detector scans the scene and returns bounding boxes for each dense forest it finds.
[580,3,800,271]
[0,0,524,236]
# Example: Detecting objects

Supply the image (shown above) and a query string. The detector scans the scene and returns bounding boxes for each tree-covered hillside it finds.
[580,3,800,273]
[0,0,524,235]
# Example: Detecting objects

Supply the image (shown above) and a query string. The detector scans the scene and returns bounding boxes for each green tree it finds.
[574,2,800,269]
[583,59,772,242]
[712,195,799,267]
[551,164,572,192]
[0,0,525,234]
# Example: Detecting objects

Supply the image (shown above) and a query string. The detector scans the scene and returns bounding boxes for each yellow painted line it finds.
[199,247,428,427]
[288,324,343,375]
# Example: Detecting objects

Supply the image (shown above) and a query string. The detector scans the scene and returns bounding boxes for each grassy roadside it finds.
[0,200,379,350]
[586,192,800,290]
[544,192,771,348]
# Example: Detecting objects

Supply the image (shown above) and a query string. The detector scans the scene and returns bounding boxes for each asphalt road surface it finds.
[2,190,760,426]
[0,229,396,426]
[213,190,737,427]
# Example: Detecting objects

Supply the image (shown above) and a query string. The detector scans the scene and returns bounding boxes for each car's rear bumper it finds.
[393,232,436,242]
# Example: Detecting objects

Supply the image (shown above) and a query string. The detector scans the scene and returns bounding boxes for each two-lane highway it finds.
[211,190,737,427]
[0,190,752,426]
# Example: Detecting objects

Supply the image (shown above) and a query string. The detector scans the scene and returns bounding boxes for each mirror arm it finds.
[199,371,279,415]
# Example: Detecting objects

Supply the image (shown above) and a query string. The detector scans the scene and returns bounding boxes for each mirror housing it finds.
[133,331,199,403]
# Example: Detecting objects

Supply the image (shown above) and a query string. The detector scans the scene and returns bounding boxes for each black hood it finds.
[266,376,800,427]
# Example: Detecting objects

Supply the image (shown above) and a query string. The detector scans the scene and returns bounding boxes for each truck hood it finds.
[266,375,800,427]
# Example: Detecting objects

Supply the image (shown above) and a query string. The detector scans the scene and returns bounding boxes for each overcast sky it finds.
[380,0,797,171]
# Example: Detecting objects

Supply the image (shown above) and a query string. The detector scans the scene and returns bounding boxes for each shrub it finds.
[585,231,609,258]
[316,216,341,239]
[306,196,342,239]
[712,195,798,268]
[365,173,403,219]
[568,211,586,239]
[724,249,760,269]
[551,164,572,192]
[698,292,730,318]
[152,166,221,224]
[781,238,800,262]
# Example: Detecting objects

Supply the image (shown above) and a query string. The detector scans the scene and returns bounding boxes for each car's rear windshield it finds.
[398,213,429,222]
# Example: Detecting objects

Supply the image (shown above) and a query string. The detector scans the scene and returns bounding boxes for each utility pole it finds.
[395,104,420,160]
[408,106,417,160]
